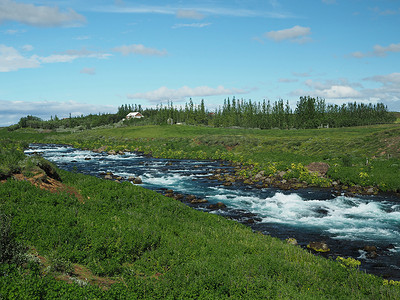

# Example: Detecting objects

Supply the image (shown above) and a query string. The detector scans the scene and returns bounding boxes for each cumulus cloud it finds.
[363,73,400,102]
[290,79,363,100]
[172,23,211,29]
[113,44,167,56]
[290,75,400,109]
[0,99,116,126]
[351,43,400,58]
[265,25,312,43]
[80,67,96,75]
[127,85,249,102]
[0,0,86,27]
[176,9,205,20]
[0,45,111,72]
[0,44,40,72]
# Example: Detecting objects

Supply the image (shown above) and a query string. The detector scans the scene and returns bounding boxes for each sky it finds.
[1,0,400,126]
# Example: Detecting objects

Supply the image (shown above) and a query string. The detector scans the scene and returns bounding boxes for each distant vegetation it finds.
[8,96,396,131]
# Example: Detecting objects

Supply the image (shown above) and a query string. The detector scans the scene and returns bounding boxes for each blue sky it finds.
[1,0,399,126]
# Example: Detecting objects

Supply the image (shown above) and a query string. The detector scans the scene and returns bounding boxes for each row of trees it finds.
[121,96,395,129]
[12,96,395,131]
[10,113,121,131]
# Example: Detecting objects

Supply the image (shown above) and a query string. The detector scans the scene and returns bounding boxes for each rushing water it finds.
[25,144,400,280]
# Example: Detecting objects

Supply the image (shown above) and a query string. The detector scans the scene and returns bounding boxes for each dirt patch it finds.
[12,172,85,203]
[29,248,117,290]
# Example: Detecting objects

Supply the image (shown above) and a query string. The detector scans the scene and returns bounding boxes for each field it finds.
[1,124,400,298]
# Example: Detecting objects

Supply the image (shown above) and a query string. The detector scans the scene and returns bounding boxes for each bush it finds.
[0,213,26,265]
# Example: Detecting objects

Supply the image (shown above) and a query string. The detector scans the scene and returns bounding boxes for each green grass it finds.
[1,124,400,298]
[1,169,400,298]
[3,123,398,191]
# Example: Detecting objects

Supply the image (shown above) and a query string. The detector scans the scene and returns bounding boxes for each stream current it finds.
[25,144,400,280]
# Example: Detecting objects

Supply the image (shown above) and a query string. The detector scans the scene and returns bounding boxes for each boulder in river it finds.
[307,241,330,252]
[207,202,227,210]
[133,177,142,184]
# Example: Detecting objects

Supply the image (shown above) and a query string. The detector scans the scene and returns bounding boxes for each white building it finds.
[126,112,144,119]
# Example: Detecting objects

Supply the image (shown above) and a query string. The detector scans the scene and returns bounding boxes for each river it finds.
[25,143,400,280]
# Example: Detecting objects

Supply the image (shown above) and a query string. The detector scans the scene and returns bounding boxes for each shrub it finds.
[0,213,26,265]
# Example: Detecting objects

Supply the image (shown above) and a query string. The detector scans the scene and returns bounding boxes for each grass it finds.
[1,125,400,298]
[2,123,399,191]
[1,167,400,298]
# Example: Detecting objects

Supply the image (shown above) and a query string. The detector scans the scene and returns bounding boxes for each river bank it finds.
[26,143,400,281]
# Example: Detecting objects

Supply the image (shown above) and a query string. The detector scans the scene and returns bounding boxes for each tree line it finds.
[10,96,396,131]
[120,96,395,129]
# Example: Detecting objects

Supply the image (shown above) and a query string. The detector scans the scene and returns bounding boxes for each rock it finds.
[115,176,123,181]
[208,202,227,210]
[244,219,255,224]
[94,146,107,153]
[366,187,375,194]
[307,241,330,252]
[107,150,116,155]
[306,162,330,177]
[191,198,208,204]
[277,171,286,178]
[104,175,113,180]
[366,251,378,259]
[84,157,91,160]
[173,194,184,200]
[186,195,197,201]
[254,171,265,181]
[364,245,377,252]
[286,238,298,246]
[127,176,136,181]
[223,182,232,186]
[133,177,142,184]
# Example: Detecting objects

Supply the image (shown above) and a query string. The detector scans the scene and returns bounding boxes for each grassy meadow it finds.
[1,123,400,298]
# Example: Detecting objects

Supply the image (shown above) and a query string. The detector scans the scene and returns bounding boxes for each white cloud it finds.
[317,85,362,98]
[113,44,167,56]
[363,73,400,102]
[0,99,116,126]
[2,29,26,35]
[290,75,400,108]
[291,79,362,99]
[0,0,86,27]
[21,44,34,52]
[127,85,249,102]
[0,44,40,72]
[279,78,298,83]
[351,43,400,58]
[265,25,312,43]
[176,9,205,20]
[80,67,96,75]
[95,4,294,19]
[364,73,400,85]
[0,45,111,72]
[39,49,112,63]
[172,23,211,29]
